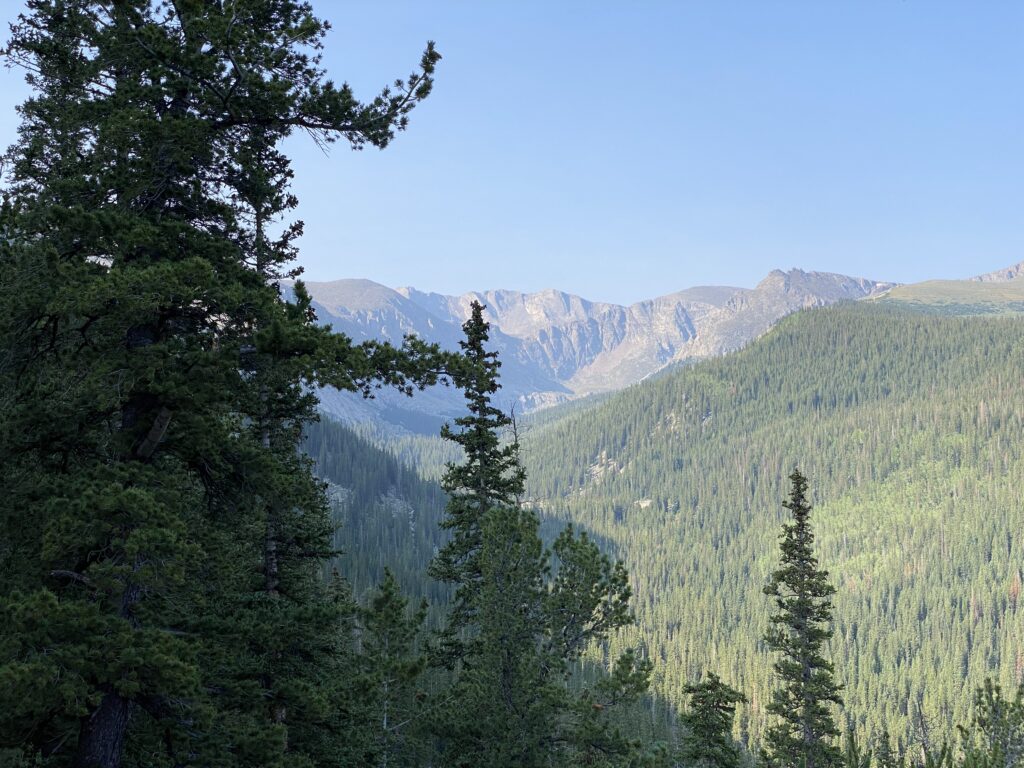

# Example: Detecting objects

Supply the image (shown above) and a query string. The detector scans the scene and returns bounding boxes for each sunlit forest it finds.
[1,2,1021,768]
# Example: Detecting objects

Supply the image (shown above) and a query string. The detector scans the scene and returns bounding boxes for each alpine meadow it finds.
[1,3,1023,768]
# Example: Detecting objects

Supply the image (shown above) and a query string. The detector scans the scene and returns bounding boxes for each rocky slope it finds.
[970,260,1024,283]
[298,268,894,431]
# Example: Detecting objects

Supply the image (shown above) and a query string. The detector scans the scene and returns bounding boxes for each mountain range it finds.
[302,261,1024,748]
[307,284,1024,750]
[299,262,1022,432]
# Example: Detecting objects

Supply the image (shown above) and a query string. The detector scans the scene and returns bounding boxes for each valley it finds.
[4,3,1019,764]
[313,277,1024,753]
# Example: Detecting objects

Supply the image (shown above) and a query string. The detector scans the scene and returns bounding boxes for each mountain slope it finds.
[872,278,1024,315]
[398,269,892,394]
[300,268,892,431]
[519,303,1024,750]
[867,261,1024,315]
[870,260,1024,315]
[970,260,1024,283]
[303,417,450,605]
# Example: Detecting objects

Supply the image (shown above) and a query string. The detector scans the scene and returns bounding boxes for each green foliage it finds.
[440,505,552,767]
[518,304,1024,750]
[763,470,843,768]
[438,506,652,767]
[844,730,872,768]
[957,680,1024,768]
[919,743,954,768]
[303,416,450,605]
[348,569,431,768]
[431,304,651,767]
[873,728,904,768]
[0,2,442,766]
[5,2,1023,765]
[681,671,747,768]
[429,300,527,650]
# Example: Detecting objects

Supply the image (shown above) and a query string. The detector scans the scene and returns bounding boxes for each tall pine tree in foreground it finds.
[431,304,652,767]
[0,2,443,766]
[428,299,526,660]
[763,469,843,768]
[680,671,747,768]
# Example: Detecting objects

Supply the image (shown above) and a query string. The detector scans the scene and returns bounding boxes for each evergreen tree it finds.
[763,469,843,768]
[431,304,651,767]
[0,2,442,766]
[442,505,551,767]
[843,730,872,768]
[874,728,904,768]
[350,569,430,768]
[680,671,747,768]
[428,300,526,656]
[516,305,1024,749]
[439,509,651,767]
[957,680,1024,768]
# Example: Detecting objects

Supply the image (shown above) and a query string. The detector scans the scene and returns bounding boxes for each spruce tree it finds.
[874,728,903,768]
[957,679,1024,768]
[440,509,651,767]
[350,569,430,768]
[431,304,651,767]
[843,730,872,768]
[680,671,747,768]
[428,300,526,655]
[763,469,843,768]
[443,505,551,767]
[0,3,442,766]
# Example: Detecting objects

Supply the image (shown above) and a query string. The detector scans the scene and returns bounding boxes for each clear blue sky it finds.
[1,2,1021,304]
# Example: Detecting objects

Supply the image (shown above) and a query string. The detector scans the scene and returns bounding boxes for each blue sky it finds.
[1,1,1021,304]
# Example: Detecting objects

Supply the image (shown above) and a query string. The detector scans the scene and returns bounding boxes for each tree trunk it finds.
[73,692,131,768]
[72,563,142,767]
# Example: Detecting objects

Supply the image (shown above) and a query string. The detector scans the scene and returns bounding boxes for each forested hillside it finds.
[518,303,1024,752]
[305,300,1024,754]
[303,419,449,606]
[5,0,1021,765]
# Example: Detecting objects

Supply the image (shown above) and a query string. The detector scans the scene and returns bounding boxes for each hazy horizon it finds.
[1,2,1021,304]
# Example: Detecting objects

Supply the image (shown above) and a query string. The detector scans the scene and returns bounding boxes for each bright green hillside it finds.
[520,303,1024,752]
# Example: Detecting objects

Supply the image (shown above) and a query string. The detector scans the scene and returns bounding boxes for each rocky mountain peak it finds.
[971,261,1024,283]
[302,267,898,432]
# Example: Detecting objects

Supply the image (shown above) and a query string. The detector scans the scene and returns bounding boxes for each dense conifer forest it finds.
[1,2,1023,767]
[520,304,1024,753]
[303,301,1024,764]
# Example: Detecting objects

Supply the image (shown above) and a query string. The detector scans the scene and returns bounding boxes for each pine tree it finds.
[843,730,872,768]
[957,679,1024,768]
[349,569,430,768]
[431,304,650,767]
[763,469,843,768]
[428,300,526,656]
[0,3,442,766]
[440,508,651,767]
[443,505,551,767]
[680,671,747,768]
[874,728,903,768]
